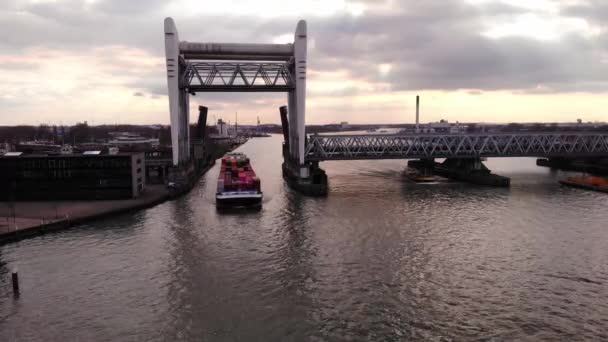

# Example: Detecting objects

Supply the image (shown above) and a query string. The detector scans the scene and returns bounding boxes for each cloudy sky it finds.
[0,0,607,125]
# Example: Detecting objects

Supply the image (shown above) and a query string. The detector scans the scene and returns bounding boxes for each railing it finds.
[181,62,294,92]
[304,132,608,161]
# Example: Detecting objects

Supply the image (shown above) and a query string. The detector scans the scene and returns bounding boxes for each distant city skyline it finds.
[1,0,607,125]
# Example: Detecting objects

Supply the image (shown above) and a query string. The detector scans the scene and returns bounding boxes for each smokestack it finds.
[197,106,208,140]
[415,95,420,132]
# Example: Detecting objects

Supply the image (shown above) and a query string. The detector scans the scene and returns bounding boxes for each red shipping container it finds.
[252,177,261,191]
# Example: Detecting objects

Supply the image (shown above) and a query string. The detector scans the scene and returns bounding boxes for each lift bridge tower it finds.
[164,17,325,193]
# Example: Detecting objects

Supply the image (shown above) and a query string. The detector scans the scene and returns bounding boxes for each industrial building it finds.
[0,152,145,201]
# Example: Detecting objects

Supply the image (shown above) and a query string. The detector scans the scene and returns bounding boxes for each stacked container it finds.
[217,153,262,194]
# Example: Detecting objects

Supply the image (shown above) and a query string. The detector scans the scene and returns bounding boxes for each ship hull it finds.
[559,178,608,193]
[216,192,263,209]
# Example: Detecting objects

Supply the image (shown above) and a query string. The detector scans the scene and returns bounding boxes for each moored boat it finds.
[403,168,436,183]
[216,153,263,208]
[559,175,608,193]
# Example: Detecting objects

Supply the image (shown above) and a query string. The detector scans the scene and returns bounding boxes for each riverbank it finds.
[0,138,250,244]
[0,185,171,244]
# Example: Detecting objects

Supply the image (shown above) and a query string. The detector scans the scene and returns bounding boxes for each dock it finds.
[0,185,171,244]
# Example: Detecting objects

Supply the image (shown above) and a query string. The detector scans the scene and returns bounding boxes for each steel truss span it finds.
[305,133,608,161]
[182,62,295,92]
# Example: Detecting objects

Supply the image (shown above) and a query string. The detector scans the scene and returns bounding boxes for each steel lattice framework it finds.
[181,62,295,92]
[305,133,608,161]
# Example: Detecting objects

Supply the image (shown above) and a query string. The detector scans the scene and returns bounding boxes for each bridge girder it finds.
[305,133,608,161]
[181,62,295,92]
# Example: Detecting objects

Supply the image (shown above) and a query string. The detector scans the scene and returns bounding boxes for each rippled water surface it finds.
[1,135,608,341]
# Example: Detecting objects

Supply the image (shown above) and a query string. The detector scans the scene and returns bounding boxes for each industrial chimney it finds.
[415,95,420,132]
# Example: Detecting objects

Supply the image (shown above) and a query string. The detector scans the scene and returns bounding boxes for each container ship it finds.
[216,153,263,208]
[559,175,608,193]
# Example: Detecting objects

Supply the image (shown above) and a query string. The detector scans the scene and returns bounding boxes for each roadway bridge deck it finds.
[304,132,608,161]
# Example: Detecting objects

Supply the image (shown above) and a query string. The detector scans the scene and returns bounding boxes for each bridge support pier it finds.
[279,106,327,196]
[282,159,328,196]
[409,158,510,186]
[166,161,197,193]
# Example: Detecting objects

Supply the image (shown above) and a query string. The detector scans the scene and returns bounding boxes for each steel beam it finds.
[181,62,294,91]
[179,42,293,60]
[305,133,608,161]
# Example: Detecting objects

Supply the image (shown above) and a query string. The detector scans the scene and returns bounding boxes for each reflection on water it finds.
[1,135,608,341]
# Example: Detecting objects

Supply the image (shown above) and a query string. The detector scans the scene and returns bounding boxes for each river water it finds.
[1,134,607,341]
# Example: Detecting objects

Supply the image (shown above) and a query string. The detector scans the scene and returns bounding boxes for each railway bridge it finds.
[163,17,608,195]
[305,133,608,161]
[300,132,608,189]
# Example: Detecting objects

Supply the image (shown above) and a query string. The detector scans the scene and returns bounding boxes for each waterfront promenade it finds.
[0,185,170,243]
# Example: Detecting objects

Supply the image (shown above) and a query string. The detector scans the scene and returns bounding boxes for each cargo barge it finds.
[216,153,263,209]
[559,175,608,194]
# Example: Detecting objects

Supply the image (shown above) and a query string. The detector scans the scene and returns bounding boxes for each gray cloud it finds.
[562,0,608,26]
[0,60,38,70]
[1,0,607,98]
[307,0,608,93]
[93,0,168,15]
[128,77,167,96]
[0,1,294,55]
[308,86,362,97]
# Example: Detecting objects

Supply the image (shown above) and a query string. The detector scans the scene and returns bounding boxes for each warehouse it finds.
[0,152,145,200]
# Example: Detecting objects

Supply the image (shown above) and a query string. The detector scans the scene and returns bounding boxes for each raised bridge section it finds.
[182,62,294,92]
[165,18,307,170]
[305,132,608,161]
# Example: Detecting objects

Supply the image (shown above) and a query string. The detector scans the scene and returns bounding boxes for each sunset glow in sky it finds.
[0,0,607,125]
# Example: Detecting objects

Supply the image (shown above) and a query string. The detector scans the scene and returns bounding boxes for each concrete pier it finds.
[279,105,328,196]
[409,158,510,186]
[282,145,328,196]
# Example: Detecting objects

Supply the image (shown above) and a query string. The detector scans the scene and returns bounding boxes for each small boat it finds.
[559,175,608,193]
[403,168,436,183]
[216,153,263,209]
